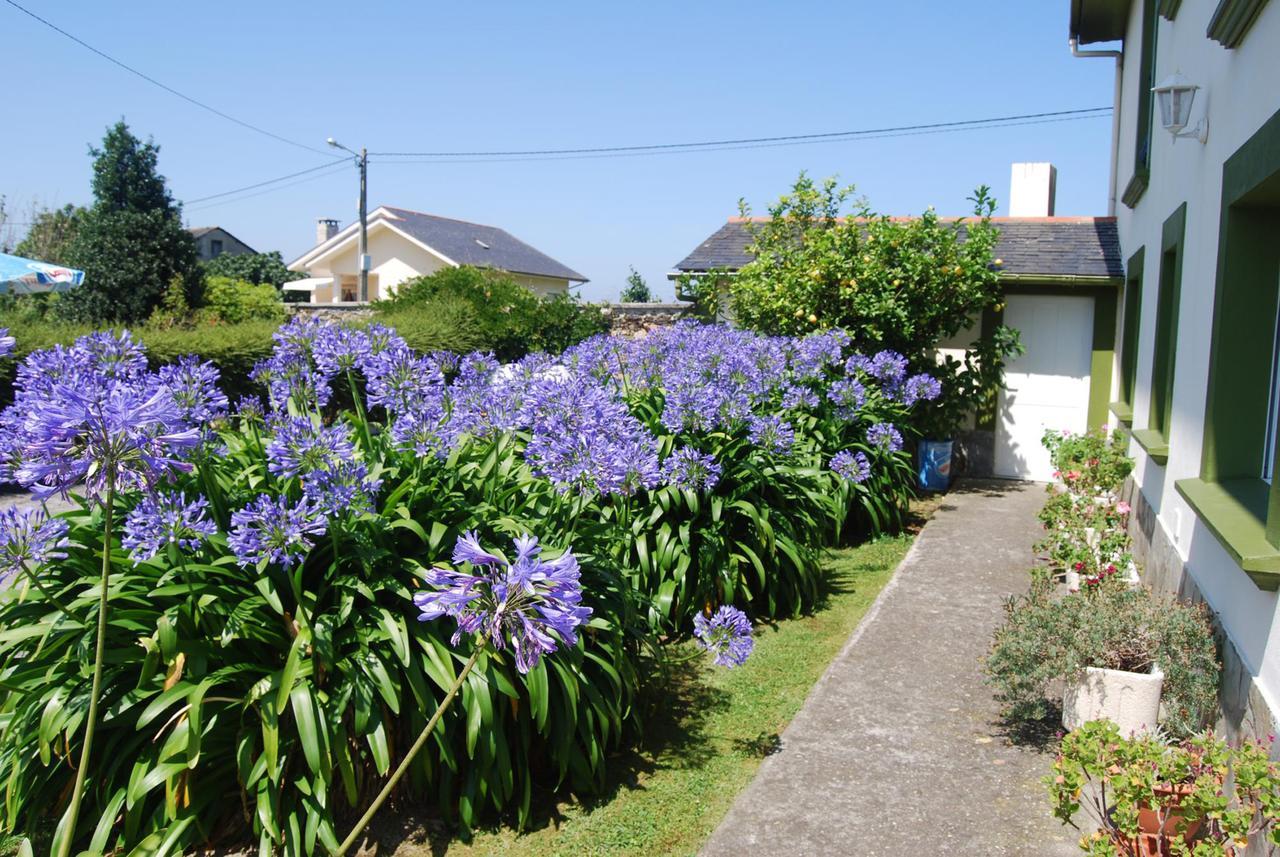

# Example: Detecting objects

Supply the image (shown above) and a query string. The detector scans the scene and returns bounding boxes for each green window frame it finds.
[1132,205,1185,463]
[1207,0,1271,47]
[1122,0,1159,209]
[1112,247,1145,423]
[1176,107,1280,589]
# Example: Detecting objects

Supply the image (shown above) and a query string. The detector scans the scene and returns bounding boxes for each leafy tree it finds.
[60,121,199,323]
[620,266,654,303]
[202,250,304,289]
[723,173,1022,438]
[13,204,86,265]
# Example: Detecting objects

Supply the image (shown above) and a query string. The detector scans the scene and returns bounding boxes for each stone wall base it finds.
[1121,478,1279,749]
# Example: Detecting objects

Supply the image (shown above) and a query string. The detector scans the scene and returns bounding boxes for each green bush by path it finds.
[377,537,913,857]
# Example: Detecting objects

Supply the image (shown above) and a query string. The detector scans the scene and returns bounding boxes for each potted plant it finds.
[987,585,1219,738]
[1048,719,1280,855]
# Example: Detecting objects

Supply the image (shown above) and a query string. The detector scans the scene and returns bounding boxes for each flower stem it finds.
[57,474,114,857]
[334,646,482,856]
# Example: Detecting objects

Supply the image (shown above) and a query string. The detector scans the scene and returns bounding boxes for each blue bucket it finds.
[918,439,953,492]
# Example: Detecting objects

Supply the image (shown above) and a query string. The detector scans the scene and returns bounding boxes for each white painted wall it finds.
[1108,0,1280,708]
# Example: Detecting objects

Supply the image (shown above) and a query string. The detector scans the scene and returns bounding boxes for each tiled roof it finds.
[382,206,587,282]
[672,217,1123,280]
[187,226,217,238]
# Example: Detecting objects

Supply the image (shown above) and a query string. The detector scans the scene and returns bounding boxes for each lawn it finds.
[374,532,918,857]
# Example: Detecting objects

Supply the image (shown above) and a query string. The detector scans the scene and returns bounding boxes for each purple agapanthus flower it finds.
[228,494,327,569]
[866,351,909,385]
[413,532,592,674]
[827,377,867,420]
[866,422,904,453]
[74,330,148,381]
[302,460,381,517]
[0,507,69,583]
[121,490,217,563]
[693,606,754,668]
[265,416,356,479]
[831,449,872,483]
[311,324,371,379]
[364,346,446,415]
[747,414,796,455]
[14,379,200,499]
[0,328,14,359]
[898,373,943,406]
[663,447,721,492]
[157,356,229,427]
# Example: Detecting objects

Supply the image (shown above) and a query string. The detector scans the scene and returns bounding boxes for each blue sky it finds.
[2,1,1116,301]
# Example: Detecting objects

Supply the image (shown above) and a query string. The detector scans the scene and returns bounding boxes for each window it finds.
[1175,107,1280,586]
[1117,248,1145,416]
[1122,0,1159,208]
[210,239,223,257]
[1132,205,1184,463]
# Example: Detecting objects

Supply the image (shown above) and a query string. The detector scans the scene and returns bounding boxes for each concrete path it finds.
[702,479,1080,857]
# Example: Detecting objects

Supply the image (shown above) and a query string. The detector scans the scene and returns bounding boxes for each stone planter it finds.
[1063,664,1163,737]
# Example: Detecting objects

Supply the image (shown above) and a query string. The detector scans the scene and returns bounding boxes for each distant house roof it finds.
[671,216,1124,281]
[291,206,587,282]
[187,225,257,254]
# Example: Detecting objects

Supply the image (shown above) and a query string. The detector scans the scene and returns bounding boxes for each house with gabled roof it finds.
[187,226,256,261]
[285,206,587,303]
[671,164,1125,483]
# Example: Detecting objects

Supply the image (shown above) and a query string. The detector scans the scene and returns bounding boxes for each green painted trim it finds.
[1120,247,1145,408]
[1159,0,1182,18]
[1122,172,1151,209]
[1200,107,1280,550]
[1148,203,1186,441]
[976,304,1003,430]
[1132,428,1170,464]
[1089,289,1118,431]
[1207,0,1271,46]
[997,273,1124,287]
[1110,401,1134,424]
[1176,478,1280,589]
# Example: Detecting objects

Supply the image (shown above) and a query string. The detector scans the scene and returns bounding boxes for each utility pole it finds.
[326,137,370,302]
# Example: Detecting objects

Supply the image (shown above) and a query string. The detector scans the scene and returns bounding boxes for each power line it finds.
[370,107,1112,159]
[183,163,350,213]
[181,161,352,205]
[376,113,1112,166]
[3,0,340,158]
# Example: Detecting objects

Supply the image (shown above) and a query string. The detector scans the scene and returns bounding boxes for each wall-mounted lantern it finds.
[1152,72,1208,143]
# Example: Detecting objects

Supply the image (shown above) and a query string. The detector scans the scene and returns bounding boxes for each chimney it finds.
[1008,163,1057,217]
[316,218,340,245]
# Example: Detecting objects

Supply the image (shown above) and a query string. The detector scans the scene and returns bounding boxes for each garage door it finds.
[994,295,1094,481]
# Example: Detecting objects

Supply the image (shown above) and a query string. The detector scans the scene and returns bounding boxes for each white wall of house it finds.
[1111,0,1280,707]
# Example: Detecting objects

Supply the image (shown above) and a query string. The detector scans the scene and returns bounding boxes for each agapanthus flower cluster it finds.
[249,317,335,412]
[747,414,796,455]
[663,447,722,492]
[228,494,327,569]
[0,507,69,583]
[413,532,592,673]
[0,328,13,359]
[831,449,872,483]
[158,356,229,427]
[265,416,379,515]
[121,490,217,563]
[693,605,755,668]
[898,373,943,406]
[866,422,904,453]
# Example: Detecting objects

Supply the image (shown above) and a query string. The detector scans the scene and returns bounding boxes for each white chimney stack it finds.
[316,218,340,245]
[1009,163,1057,217]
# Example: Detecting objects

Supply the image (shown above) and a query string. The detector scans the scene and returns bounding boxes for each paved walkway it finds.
[702,479,1080,856]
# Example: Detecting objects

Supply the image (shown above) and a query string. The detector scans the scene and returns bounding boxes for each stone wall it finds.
[286,303,376,322]
[1121,477,1279,750]
[603,302,691,337]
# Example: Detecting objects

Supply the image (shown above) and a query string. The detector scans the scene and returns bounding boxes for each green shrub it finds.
[369,295,486,355]
[380,266,607,360]
[1042,426,1134,495]
[986,584,1219,737]
[195,276,287,325]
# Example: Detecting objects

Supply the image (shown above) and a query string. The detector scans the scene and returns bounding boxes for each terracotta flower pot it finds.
[1113,784,1202,856]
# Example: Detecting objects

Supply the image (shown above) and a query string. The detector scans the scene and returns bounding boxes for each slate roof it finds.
[672,217,1123,281]
[381,207,587,282]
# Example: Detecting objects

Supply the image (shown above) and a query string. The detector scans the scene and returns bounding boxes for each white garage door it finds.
[994,295,1094,481]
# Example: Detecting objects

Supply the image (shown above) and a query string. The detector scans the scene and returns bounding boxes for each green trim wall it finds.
[1124,0,1159,210]
[1177,107,1280,588]
[1207,0,1271,46]
[1118,247,1145,416]
[1148,203,1187,444]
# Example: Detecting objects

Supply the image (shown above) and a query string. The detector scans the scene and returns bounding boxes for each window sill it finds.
[1110,401,1134,425]
[1122,171,1150,209]
[1131,428,1169,464]
[1176,478,1280,589]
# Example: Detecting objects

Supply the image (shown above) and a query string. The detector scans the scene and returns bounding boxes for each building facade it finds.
[188,226,256,261]
[1070,0,1280,740]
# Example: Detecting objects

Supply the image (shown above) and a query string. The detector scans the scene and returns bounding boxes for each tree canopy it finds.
[620,266,654,302]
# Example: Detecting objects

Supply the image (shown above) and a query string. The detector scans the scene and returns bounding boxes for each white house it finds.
[285,206,587,303]
[1069,0,1280,742]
